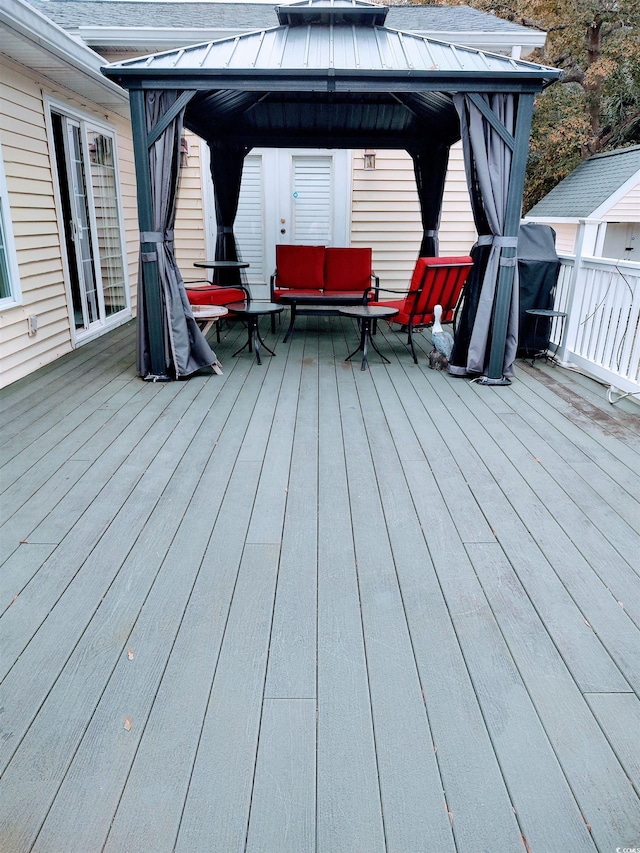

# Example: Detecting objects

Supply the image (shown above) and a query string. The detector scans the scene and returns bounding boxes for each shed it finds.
[526,146,640,259]
[102,0,561,384]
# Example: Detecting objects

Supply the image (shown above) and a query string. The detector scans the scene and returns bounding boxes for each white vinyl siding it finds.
[604,181,640,222]
[549,223,578,255]
[236,155,265,283]
[350,144,476,290]
[0,55,138,389]
[174,131,208,281]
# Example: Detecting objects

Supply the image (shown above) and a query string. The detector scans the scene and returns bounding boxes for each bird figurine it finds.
[428,304,454,370]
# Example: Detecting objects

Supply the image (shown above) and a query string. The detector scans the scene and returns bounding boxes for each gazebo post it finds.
[129,88,169,380]
[486,92,535,381]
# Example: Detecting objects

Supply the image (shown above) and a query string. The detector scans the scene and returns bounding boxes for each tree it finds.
[417,0,640,208]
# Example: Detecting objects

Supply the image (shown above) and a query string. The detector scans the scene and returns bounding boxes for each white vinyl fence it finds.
[552,254,640,402]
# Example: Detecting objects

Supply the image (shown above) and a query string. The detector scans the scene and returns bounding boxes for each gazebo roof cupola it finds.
[276,0,389,27]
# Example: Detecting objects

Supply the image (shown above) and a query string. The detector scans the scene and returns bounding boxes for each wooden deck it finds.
[1,315,639,853]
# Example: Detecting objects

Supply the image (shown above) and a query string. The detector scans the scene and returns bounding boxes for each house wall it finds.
[602,180,640,222]
[0,55,139,388]
[548,222,578,254]
[350,144,476,288]
[174,132,207,281]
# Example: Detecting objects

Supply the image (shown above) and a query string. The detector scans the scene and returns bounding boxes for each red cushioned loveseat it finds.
[270,245,379,341]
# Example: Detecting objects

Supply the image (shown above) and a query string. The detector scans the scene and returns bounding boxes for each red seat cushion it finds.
[275,245,326,291]
[373,299,413,326]
[324,247,372,292]
[185,285,246,305]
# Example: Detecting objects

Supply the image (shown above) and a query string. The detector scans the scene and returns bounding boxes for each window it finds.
[0,140,21,307]
[48,102,129,337]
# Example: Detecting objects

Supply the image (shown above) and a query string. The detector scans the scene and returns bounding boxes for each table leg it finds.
[345,318,391,370]
[232,316,276,365]
[254,322,276,360]
[283,303,297,343]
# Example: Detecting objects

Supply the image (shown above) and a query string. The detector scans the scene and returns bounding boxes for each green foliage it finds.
[525,84,589,210]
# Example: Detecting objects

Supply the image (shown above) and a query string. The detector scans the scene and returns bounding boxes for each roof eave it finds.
[1,0,129,114]
[103,66,561,92]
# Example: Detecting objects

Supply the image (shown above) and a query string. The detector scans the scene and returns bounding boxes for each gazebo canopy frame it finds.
[102,0,561,383]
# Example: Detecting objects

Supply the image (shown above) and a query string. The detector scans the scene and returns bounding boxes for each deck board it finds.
[1,317,639,852]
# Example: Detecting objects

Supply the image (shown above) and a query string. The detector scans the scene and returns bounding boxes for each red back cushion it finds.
[405,256,473,322]
[276,245,325,290]
[324,247,372,292]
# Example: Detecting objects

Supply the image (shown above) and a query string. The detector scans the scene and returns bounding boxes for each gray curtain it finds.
[208,142,251,286]
[409,143,450,257]
[450,93,519,378]
[138,90,218,378]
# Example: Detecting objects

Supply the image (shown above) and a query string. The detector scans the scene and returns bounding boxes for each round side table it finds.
[339,305,399,370]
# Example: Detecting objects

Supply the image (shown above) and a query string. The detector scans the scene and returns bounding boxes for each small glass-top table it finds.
[524,308,567,365]
[339,305,399,371]
[227,302,283,365]
[193,260,250,287]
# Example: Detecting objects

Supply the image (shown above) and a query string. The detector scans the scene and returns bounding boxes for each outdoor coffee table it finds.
[227,301,283,365]
[190,304,228,338]
[339,305,399,370]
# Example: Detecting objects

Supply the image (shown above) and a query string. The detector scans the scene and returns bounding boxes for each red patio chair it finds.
[185,282,249,341]
[367,255,473,363]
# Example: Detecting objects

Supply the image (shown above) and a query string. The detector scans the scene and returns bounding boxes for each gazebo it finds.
[102,0,561,383]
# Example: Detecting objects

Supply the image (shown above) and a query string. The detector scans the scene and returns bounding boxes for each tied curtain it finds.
[137,90,218,379]
[409,143,450,257]
[449,93,520,379]
[208,142,251,286]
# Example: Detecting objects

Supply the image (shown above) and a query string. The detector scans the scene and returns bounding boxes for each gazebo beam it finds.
[130,88,168,379]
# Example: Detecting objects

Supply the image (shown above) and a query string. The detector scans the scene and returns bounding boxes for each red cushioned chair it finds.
[323,247,375,295]
[367,255,473,364]
[271,245,326,299]
[184,282,249,341]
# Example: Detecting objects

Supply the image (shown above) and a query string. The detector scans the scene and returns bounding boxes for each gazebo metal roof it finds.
[104,0,558,149]
[101,0,562,384]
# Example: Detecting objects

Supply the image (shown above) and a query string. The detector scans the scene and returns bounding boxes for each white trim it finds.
[524,215,582,224]
[0,0,128,106]
[0,138,22,310]
[590,169,640,219]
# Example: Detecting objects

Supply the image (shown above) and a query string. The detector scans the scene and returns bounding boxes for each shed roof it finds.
[527,145,640,219]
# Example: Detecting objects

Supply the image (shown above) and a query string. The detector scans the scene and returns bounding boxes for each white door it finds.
[272,150,350,250]
[50,109,129,339]
[204,148,351,295]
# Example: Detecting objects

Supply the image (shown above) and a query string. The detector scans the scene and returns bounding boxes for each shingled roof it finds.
[527,146,640,219]
[28,1,535,35]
